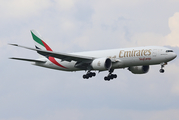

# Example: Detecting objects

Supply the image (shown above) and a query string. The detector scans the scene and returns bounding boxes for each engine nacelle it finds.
[128,65,149,74]
[91,58,112,71]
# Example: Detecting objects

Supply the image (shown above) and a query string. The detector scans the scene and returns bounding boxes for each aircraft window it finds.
[166,50,173,52]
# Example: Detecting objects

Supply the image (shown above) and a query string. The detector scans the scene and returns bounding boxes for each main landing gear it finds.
[83,72,96,79]
[104,69,117,81]
[159,62,167,73]
[82,69,117,81]
[104,74,117,81]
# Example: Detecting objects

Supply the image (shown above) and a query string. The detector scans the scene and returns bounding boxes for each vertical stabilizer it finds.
[30,29,53,51]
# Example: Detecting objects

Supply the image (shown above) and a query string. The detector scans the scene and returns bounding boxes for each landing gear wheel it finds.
[104,74,117,81]
[83,72,96,79]
[160,69,165,73]
[104,76,110,81]
[110,76,114,80]
[92,72,96,76]
[83,74,89,79]
[109,74,114,80]
[88,73,92,78]
[112,74,117,78]
[83,75,86,79]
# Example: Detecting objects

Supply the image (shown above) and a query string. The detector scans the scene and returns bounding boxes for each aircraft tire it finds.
[109,75,114,79]
[92,72,96,76]
[159,69,165,73]
[104,76,110,81]
[83,75,86,79]
[83,75,89,79]
[89,74,92,78]
[113,74,117,78]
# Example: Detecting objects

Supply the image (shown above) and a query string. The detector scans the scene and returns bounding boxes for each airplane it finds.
[9,30,177,81]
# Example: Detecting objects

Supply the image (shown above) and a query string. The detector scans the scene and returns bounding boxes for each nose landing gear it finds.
[159,62,167,73]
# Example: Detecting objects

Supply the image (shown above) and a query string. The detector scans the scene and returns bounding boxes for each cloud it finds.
[31,108,179,120]
[165,12,179,47]
[37,109,83,120]
[0,39,6,48]
[53,0,79,11]
[122,12,179,48]
[80,108,179,120]
[59,2,179,50]
[129,32,166,47]
[166,57,179,95]
[0,0,51,20]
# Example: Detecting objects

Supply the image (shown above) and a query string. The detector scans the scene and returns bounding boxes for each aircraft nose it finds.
[167,52,177,61]
[173,53,177,59]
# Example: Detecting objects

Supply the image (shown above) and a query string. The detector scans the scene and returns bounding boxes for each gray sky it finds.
[0,0,179,120]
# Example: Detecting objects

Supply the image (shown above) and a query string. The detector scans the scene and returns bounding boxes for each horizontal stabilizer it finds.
[9,57,46,63]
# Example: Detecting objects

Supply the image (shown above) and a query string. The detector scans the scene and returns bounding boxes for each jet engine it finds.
[91,58,112,71]
[128,65,149,74]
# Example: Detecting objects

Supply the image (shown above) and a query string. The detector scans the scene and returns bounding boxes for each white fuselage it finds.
[33,46,177,71]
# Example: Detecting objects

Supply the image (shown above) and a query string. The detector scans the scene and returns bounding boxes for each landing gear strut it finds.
[104,69,117,81]
[159,62,167,73]
[83,71,96,79]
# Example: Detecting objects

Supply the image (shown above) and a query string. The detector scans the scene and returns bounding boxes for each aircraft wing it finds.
[9,44,95,62]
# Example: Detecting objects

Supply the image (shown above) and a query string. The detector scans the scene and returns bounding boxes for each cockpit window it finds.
[166,50,173,52]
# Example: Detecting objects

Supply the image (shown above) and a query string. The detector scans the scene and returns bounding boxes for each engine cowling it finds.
[128,65,149,74]
[91,58,112,70]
